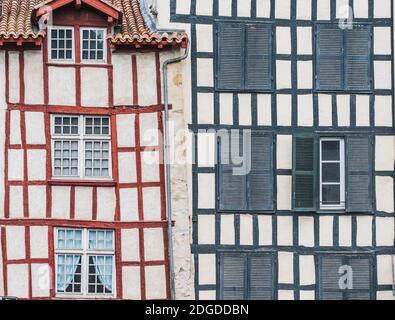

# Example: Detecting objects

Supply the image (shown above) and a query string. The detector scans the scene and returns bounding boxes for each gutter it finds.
[162,41,189,300]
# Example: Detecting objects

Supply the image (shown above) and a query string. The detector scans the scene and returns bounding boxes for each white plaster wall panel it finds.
[374,61,392,89]
[256,0,271,17]
[196,58,214,87]
[8,149,24,181]
[81,68,108,107]
[74,187,93,220]
[353,0,369,18]
[240,215,253,245]
[374,0,391,18]
[140,112,158,147]
[196,0,213,16]
[30,226,48,259]
[377,255,393,285]
[277,27,291,54]
[277,176,292,210]
[8,264,29,298]
[277,216,293,246]
[25,112,45,145]
[375,96,393,127]
[275,0,290,19]
[96,187,116,221]
[9,186,23,218]
[376,176,394,213]
[118,152,137,183]
[116,114,135,147]
[196,24,213,53]
[374,27,392,54]
[28,186,46,219]
[198,173,215,209]
[143,187,161,220]
[221,215,235,245]
[319,216,333,246]
[10,110,21,145]
[297,94,313,126]
[51,186,70,219]
[276,61,292,89]
[257,94,272,126]
[122,266,141,299]
[136,54,157,106]
[297,27,312,54]
[141,151,160,182]
[48,67,76,106]
[145,265,167,299]
[356,95,370,126]
[27,150,46,181]
[338,215,352,246]
[297,61,313,89]
[199,291,216,300]
[375,136,394,171]
[357,216,373,246]
[237,0,251,17]
[197,92,214,124]
[218,0,232,16]
[31,263,50,298]
[121,229,140,261]
[8,51,20,103]
[144,228,165,261]
[317,0,331,20]
[336,0,349,18]
[377,291,395,300]
[258,215,272,245]
[318,94,332,126]
[300,290,315,300]
[298,216,314,247]
[198,215,215,244]
[6,226,25,260]
[278,252,294,284]
[299,255,315,285]
[278,290,294,300]
[277,135,292,170]
[197,132,215,167]
[199,254,216,285]
[112,54,133,106]
[220,93,233,124]
[120,188,139,221]
[24,51,44,105]
[0,228,3,296]
[238,94,252,126]
[297,0,311,20]
[337,95,350,127]
[0,51,5,107]
[277,94,292,126]
[376,217,394,246]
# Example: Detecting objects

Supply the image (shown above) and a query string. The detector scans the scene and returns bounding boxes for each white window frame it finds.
[48,26,75,63]
[54,228,116,299]
[51,114,112,180]
[319,137,345,210]
[80,27,107,64]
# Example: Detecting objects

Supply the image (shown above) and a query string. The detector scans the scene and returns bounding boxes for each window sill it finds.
[313,89,373,95]
[48,179,117,187]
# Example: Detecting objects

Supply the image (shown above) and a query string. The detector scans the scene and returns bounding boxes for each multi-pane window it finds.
[81,28,106,62]
[55,228,115,297]
[52,115,111,179]
[49,27,74,61]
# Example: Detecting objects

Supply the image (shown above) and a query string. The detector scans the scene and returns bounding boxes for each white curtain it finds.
[58,255,80,292]
[93,256,113,292]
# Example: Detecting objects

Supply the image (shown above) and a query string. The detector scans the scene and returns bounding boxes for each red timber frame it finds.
[0,3,170,300]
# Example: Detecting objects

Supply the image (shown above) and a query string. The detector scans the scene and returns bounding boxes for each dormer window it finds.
[49,27,74,61]
[81,28,106,62]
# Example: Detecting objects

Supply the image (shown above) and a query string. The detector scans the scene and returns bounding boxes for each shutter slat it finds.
[222,255,245,300]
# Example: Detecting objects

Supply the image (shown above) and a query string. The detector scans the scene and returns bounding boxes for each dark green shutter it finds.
[319,255,344,300]
[221,254,246,300]
[347,256,372,300]
[245,24,272,90]
[217,24,244,90]
[248,254,275,300]
[292,136,317,211]
[316,25,344,90]
[345,26,372,91]
[346,136,372,213]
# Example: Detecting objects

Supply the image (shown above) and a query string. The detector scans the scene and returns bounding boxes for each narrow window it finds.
[81,28,106,62]
[49,27,74,61]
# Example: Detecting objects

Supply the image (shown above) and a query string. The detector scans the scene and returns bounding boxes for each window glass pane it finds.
[322,163,340,183]
[50,28,73,61]
[88,230,114,250]
[57,255,82,293]
[322,141,340,161]
[81,29,105,61]
[53,140,79,177]
[57,229,82,249]
[322,185,341,205]
[88,255,113,294]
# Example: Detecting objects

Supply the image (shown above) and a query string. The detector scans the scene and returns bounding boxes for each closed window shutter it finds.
[292,136,317,211]
[346,136,372,213]
[248,133,274,211]
[347,256,372,300]
[319,255,345,300]
[248,254,275,300]
[217,24,244,90]
[245,24,272,90]
[316,25,344,90]
[345,26,371,91]
[221,254,246,300]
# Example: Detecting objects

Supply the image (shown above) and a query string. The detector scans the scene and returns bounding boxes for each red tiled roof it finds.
[0,0,188,47]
